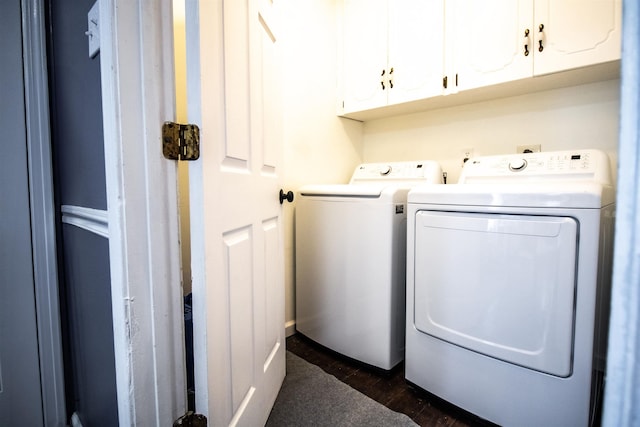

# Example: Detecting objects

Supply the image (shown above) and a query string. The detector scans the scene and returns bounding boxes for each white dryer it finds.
[296,161,443,370]
[406,149,615,426]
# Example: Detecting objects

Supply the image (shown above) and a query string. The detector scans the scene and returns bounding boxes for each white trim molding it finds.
[70,412,84,427]
[99,0,186,425]
[602,1,640,426]
[61,205,109,238]
[285,320,296,338]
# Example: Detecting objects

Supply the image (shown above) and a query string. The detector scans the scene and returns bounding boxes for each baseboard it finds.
[71,412,84,427]
[285,320,296,337]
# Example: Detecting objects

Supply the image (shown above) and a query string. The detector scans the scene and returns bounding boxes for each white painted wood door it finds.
[185,0,286,426]
[341,0,388,114]
[451,0,533,91]
[533,0,622,75]
[387,0,445,105]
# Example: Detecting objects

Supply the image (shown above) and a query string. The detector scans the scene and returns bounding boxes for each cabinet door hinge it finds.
[163,121,200,161]
[173,411,207,427]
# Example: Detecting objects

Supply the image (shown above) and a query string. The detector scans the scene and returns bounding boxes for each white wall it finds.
[173,0,191,295]
[281,0,363,334]
[363,79,620,184]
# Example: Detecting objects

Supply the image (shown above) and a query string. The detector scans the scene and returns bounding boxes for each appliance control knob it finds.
[509,158,527,171]
[379,165,392,175]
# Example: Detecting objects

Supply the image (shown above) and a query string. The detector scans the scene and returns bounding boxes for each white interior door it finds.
[186,0,286,425]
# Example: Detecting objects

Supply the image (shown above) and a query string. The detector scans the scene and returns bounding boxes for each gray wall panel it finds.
[61,226,117,427]
[46,0,117,424]
[0,0,45,425]
[48,0,106,210]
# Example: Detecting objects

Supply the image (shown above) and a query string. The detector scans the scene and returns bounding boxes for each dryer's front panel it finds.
[413,210,578,377]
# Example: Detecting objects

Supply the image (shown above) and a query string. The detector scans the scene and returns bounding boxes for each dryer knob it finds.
[509,159,527,171]
[379,165,392,175]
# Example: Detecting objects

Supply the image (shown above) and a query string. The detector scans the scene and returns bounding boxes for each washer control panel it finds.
[349,160,443,184]
[460,150,612,185]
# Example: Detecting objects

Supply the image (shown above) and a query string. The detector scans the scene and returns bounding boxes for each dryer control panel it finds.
[459,149,612,185]
[350,161,443,185]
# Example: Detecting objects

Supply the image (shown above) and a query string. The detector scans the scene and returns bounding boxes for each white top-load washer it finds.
[296,160,443,370]
[405,149,615,426]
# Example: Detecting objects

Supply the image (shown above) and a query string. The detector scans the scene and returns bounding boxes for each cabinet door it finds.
[387,0,445,105]
[452,0,533,91]
[341,0,388,114]
[533,0,621,75]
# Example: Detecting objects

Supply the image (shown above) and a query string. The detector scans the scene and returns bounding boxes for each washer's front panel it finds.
[413,210,578,377]
[296,197,406,369]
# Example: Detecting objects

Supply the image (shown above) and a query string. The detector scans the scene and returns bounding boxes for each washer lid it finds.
[408,181,615,208]
[298,160,443,198]
[299,184,385,198]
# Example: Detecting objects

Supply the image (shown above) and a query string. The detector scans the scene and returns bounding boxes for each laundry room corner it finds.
[279,0,365,335]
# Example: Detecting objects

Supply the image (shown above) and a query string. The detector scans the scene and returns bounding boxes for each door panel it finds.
[534,0,622,75]
[226,228,254,413]
[186,0,285,425]
[413,211,577,377]
[453,0,533,90]
[262,218,280,363]
[341,0,388,113]
[223,0,251,162]
[388,0,445,104]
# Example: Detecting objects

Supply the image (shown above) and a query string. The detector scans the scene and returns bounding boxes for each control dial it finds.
[379,165,392,175]
[509,158,527,172]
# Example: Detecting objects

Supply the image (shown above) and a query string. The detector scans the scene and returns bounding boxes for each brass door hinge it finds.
[173,411,207,427]
[163,121,200,161]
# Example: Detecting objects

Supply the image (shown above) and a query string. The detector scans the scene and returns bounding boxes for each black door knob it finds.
[279,189,294,204]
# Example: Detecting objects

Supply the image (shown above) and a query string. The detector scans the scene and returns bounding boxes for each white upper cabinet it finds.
[341,0,387,113]
[387,0,445,106]
[451,0,621,92]
[341,0,445,115]
[533,0,622,75]
[339,0,621,119]
[450,0,534,91]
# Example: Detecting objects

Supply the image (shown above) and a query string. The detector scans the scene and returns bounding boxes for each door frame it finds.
[20,0,66,424]
[98,1,186,424]
[602,0,640,425]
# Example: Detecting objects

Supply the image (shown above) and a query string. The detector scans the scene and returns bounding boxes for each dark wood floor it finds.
[286,333,496,427]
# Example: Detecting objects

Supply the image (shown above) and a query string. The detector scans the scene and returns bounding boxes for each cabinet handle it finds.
[443,75,448,89]
[524,28,530,56]
[538,24,544,52]
[389,67,394,89]
[381,69,386,90]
